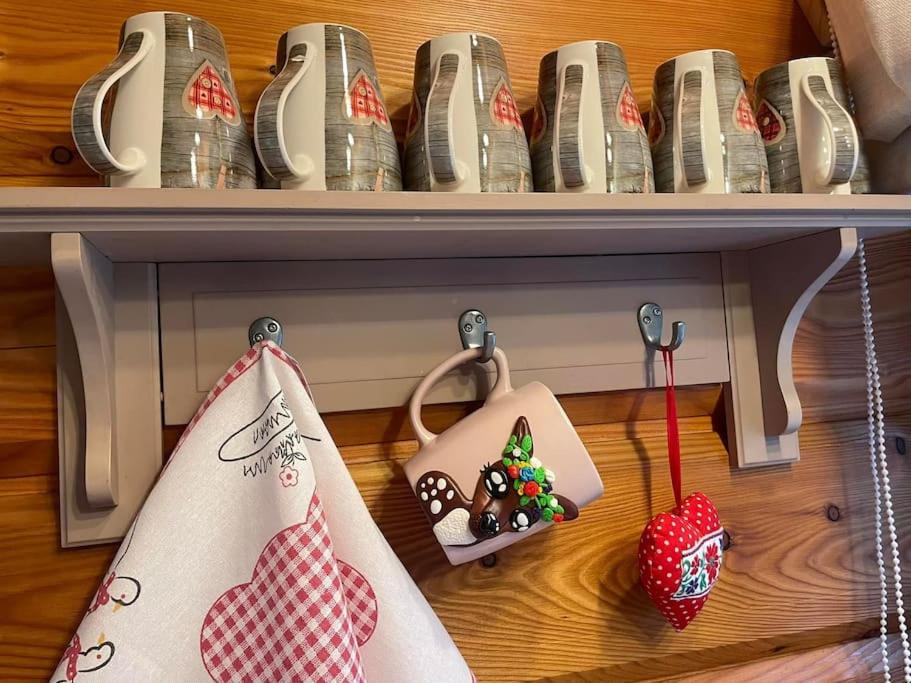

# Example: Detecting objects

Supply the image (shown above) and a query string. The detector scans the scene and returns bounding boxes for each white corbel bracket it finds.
[52,233,162,546]
[723,227,858,467]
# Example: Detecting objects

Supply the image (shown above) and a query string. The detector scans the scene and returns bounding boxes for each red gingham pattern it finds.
[185,62,238,124]
[169,341,310,462]
[733,89,759,133]
[490,81,523,130]
[338,562,378,645]
[617,82,644,131]
[348,72,389,128]
[200,494,373,682]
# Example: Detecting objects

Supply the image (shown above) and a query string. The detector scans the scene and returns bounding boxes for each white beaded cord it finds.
[859,239,911,681]
[827,9,910,678]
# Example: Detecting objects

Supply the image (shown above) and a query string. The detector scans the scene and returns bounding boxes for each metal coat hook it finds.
[249,316,284,347]
[459,309,496,363]
[637,302,685,352]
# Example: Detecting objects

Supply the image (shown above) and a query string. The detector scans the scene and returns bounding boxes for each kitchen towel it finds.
[52,341,473,682]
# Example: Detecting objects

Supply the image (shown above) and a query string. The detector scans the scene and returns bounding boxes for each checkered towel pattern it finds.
[200,494,369,683]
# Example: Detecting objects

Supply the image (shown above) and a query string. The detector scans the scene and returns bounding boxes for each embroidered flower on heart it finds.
[705,543,721,581]
[279,466,299,487]
[690,556,701,576]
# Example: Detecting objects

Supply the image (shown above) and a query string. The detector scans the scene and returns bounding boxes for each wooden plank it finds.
[0,347,56,479]
[0,267,54,349]
[796,0,834,48]
[0,0,820,184]
[796,231,911,424]
[0,475,116,682]
[662,635,906,682]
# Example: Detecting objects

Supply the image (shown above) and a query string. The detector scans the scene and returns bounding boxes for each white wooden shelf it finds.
[3,187,905,547]
[1,188,909,262]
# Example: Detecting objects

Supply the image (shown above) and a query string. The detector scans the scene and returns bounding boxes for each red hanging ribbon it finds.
[661,348,682,508]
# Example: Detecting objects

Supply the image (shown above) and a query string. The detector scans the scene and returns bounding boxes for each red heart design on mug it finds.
[200,494,378,682]
[638,492,723,631]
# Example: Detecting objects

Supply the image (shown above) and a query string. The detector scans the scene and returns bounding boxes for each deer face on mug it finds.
[415,417,580,546]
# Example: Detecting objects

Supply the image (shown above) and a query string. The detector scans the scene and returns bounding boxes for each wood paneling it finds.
[0,0,820,185]
[796,232,911,424]
[668,635,906,682]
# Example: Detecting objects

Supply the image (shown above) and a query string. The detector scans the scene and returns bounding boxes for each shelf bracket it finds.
[722,227,858,467]
[52,233,162,545]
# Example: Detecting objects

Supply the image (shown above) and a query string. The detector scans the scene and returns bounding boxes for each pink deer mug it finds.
[404,347,603,565]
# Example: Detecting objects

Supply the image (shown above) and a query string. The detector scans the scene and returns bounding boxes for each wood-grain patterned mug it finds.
[649,49,769,193]
[254,24,401,191]
[72,12,257,189]
[403,32,532,192]
[754,57,867,194]
[531,41,653,193]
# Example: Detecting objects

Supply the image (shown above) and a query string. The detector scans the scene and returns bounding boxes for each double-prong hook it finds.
[248,316,284,347]
[637,303,685,352]
[459,309,496,363]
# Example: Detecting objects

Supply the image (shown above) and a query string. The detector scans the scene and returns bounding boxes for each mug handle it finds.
[675,69,708,187]
[71,29,154,175]
[557,64,587,189]
[799,73,859,187]
[426,52,462,186]
[254,43,316,181]
[409,347,513,448]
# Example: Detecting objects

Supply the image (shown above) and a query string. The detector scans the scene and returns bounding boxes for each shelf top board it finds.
[0,188,908,262]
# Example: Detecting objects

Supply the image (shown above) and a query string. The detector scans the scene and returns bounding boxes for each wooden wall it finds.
[2,1,911,681]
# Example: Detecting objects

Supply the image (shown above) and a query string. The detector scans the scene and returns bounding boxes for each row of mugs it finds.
[73,12,868,195]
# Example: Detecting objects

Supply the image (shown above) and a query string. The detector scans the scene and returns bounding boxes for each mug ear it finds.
[503,416,533,458]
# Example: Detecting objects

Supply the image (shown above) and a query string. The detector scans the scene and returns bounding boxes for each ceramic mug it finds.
[649,49,769,193]
[404,347,603,565]
[754,57,869,194]
[254,23,401,191]
[531,41,653,193]
[403,32,532,192]
[72,12,257,188]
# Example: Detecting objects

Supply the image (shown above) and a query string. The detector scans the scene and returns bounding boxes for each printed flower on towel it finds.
[279,465,299,487]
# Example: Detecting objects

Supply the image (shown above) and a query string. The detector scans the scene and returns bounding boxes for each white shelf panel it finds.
[1,188,908,262]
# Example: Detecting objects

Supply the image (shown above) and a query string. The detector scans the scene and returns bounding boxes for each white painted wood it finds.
[55,244,162,546]
[159,254,728,422]
[721,251,800,467]
[750,227,858,436]
[51,233,117,507]
[0,189,907,261]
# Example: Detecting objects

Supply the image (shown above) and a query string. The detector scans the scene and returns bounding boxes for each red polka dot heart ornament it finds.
[638,349,724,631]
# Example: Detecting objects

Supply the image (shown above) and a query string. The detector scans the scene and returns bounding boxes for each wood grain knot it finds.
[722,529,732,551]
[268,64,277,75]
[897,436,907,456]
[50,146,73,165]
[481,553,497,568]
[826,505,842,522]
